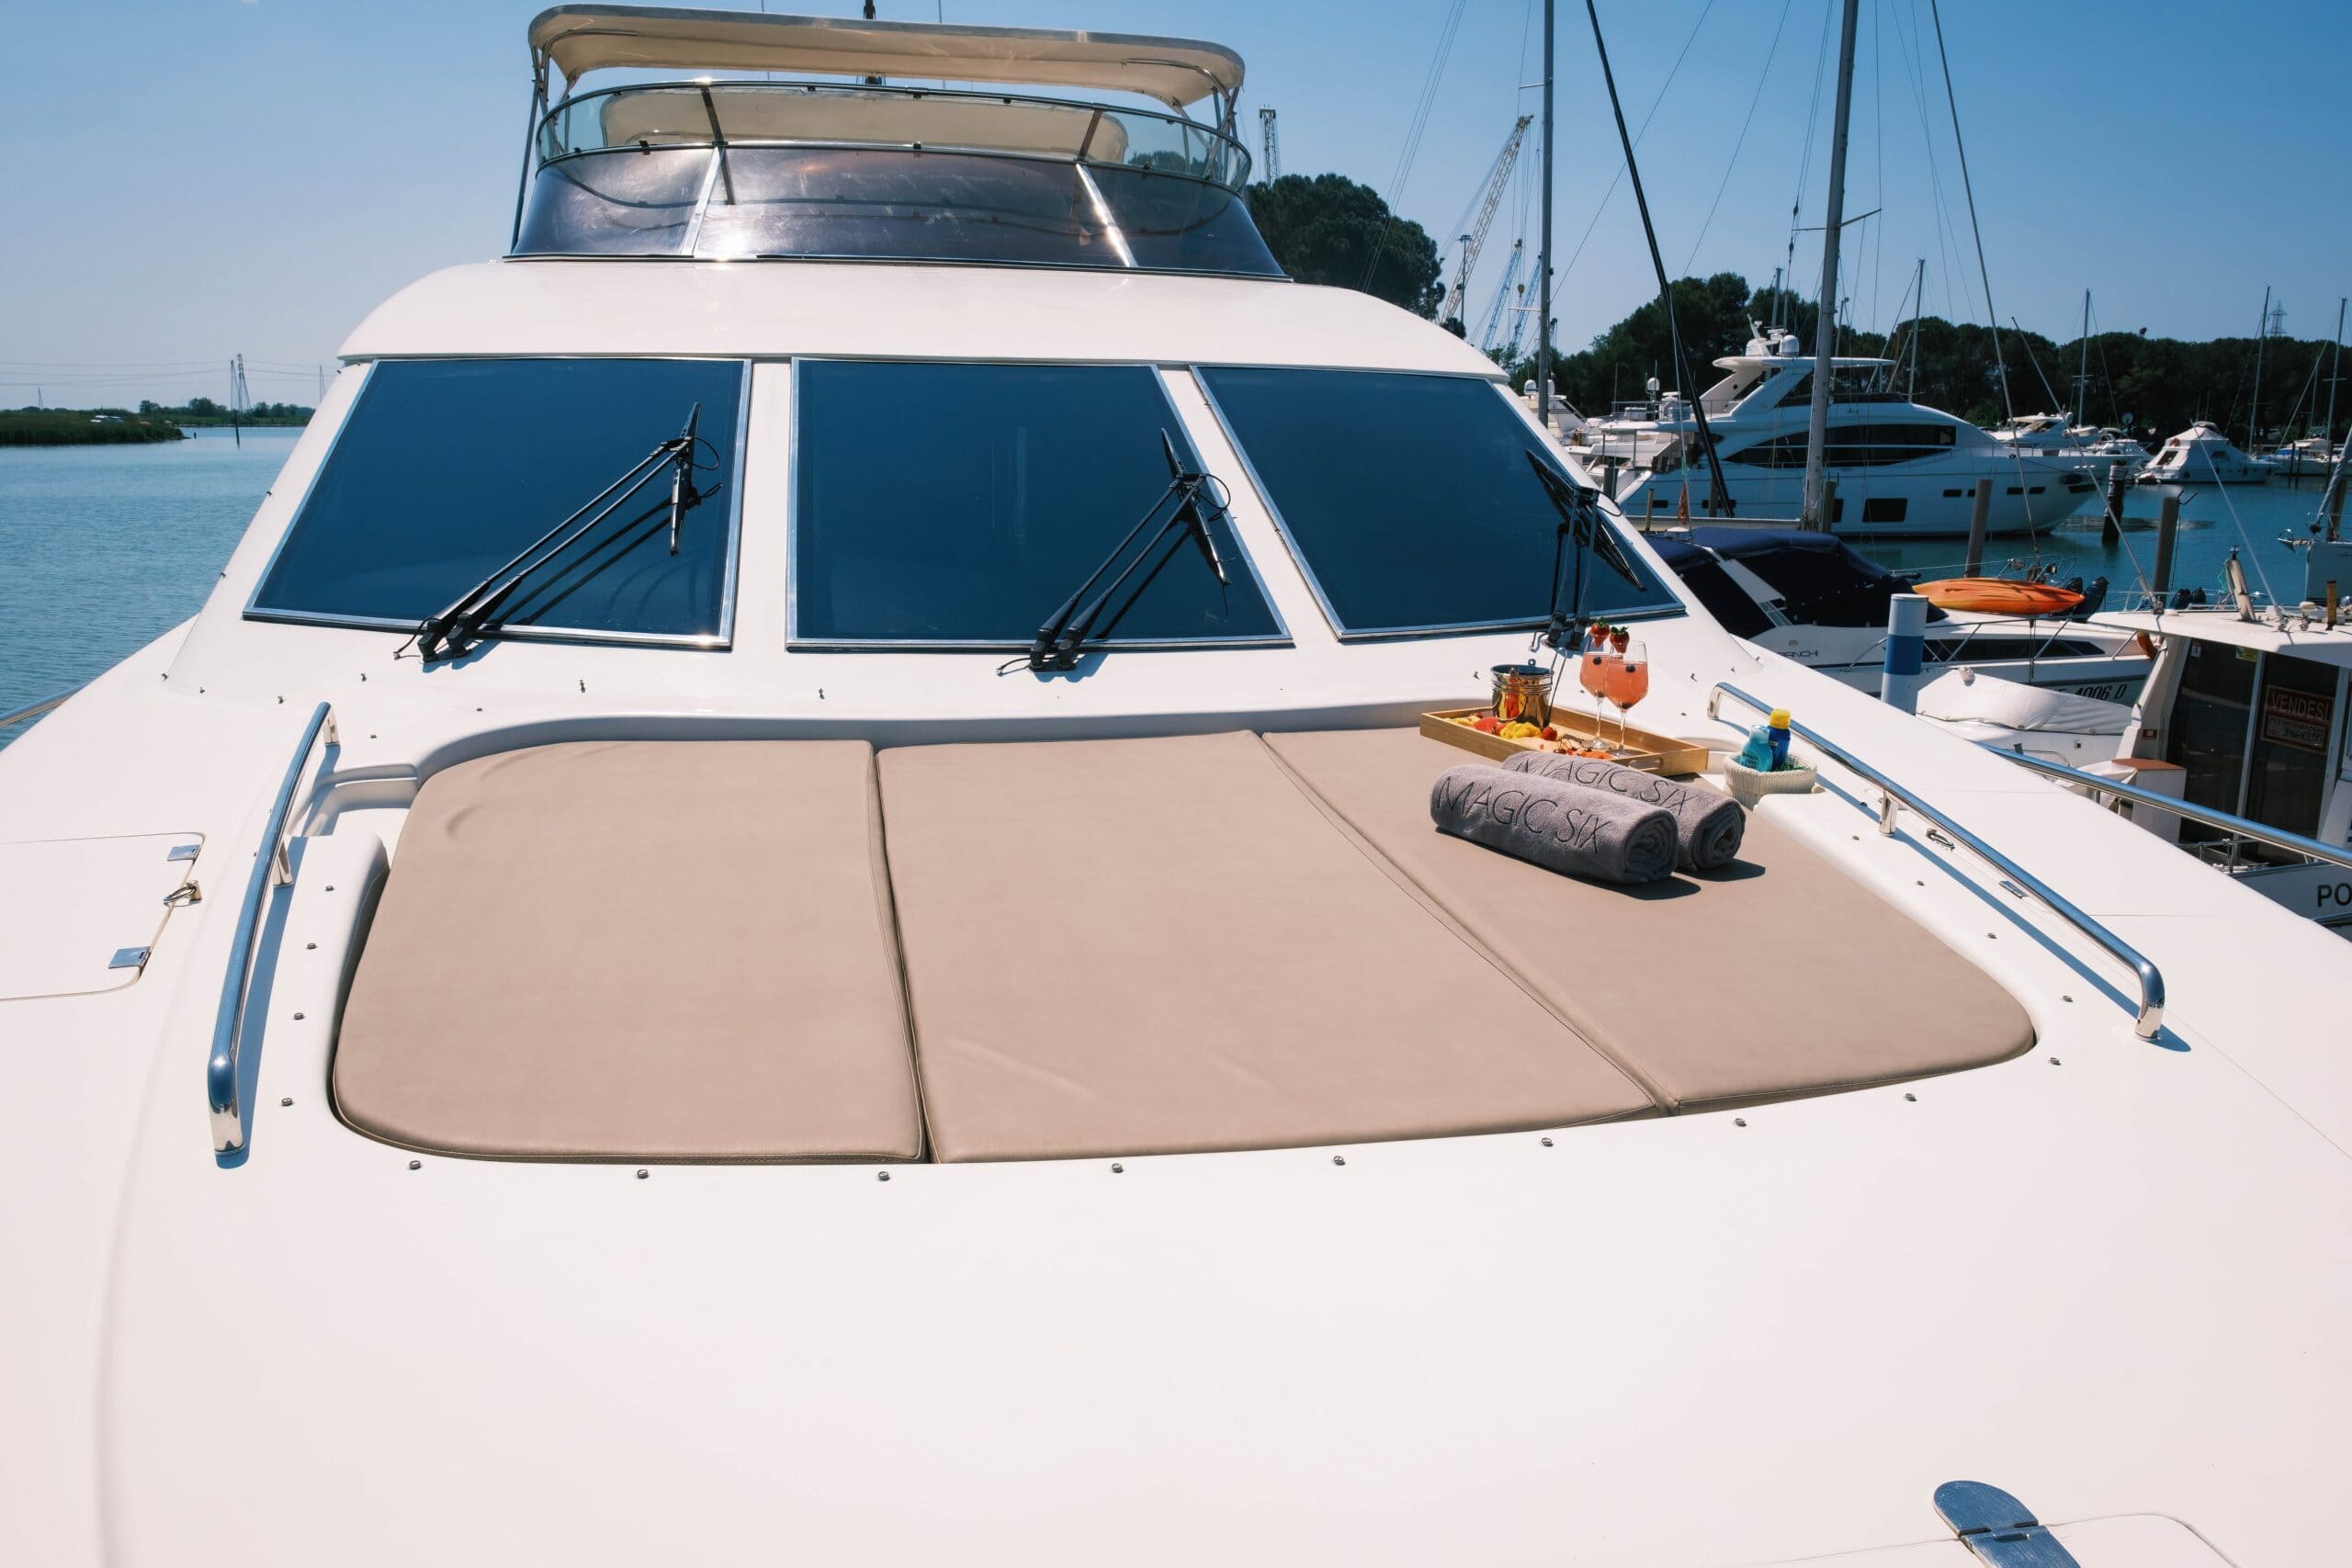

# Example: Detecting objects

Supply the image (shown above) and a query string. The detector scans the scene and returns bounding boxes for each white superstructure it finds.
[1577,329,2099,536]
[2140,419,2276,484]
[1988,411,2148,476]
[6,10,2352,1567]
[2268,434,2341,479]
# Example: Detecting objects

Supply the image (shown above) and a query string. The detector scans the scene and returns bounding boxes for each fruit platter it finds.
[1420,705,1710,776]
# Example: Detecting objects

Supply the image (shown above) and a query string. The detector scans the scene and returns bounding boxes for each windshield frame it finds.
[784,358,1291,653]
[242,356,752,650]
[1193,368,1687,643]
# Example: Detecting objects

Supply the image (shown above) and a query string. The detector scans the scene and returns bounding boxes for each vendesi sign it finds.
[2260,686,2333,753]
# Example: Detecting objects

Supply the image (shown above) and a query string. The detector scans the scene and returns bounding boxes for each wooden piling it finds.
[2101,461,2127,545]
[1964,478,1992,577]
[2153,493,2180,597]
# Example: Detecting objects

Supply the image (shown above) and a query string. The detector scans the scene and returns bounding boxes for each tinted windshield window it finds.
[1200,369,1680,636]
[792,361,1280,647]
[251,358,742,641]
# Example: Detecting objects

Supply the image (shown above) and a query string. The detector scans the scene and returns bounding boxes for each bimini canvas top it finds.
[526,5,1245,108]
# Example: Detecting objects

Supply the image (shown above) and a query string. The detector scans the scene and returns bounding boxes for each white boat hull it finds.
[1618,459,2094,536]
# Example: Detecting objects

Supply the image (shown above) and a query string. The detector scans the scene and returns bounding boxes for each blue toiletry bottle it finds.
[1767,709,1791,770]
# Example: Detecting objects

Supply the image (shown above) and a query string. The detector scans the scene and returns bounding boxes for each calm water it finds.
[0,429,298,744]
[2,432,2343,748]
[1857,475,2344,609]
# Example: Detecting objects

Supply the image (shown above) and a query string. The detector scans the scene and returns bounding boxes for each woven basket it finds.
[1720,755,1819,808]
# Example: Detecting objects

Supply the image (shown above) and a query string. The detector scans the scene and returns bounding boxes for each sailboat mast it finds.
[1535,0,1555,432]
[1908,256,1924,398]
[2075,288,2089,423]
[1800,0,1861,531]
[2249,284,2270,452]
[2324,296,2346,456]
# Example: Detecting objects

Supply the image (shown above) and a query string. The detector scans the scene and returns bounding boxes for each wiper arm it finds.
[414,404,713,663]
[665,401,703,554]
[1024,430,1230,673]
[1525,450,1644,649]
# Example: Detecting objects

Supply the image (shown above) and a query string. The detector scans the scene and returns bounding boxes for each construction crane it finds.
[1439,114,1532,327]
[1258,107,1281,180]
[1476,239,1526,356]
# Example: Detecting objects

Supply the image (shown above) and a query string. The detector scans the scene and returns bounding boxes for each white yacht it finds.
[6,9,2351,1565]
[1987,412,2147,476]
[1969,543,2352,931]
[2268,434,2340,479]
[1581,328,2099,536]
[2139,419,2275,484]
[1647,525,2147,700]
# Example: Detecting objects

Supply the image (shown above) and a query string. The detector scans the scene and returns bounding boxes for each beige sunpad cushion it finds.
[878,732,1656,1162]
[1264,728,2033,1111]
[335,741,922,1161]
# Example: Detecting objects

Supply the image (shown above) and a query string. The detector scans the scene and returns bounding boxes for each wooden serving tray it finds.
[1420,706,1710,777]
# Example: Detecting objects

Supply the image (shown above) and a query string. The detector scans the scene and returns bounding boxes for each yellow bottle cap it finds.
[1769,708,1791,727]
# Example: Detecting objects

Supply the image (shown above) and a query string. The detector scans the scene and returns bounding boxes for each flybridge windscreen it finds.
[516,147,1281,276]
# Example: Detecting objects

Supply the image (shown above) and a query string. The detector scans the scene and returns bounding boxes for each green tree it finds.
[1503,270,2324,446]
[1245,173,1445,317]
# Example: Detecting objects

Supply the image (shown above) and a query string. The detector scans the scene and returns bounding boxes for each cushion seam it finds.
[1253,732,1673,1115]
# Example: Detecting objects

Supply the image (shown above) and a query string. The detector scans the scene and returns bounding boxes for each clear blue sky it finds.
[3,0,2346,409]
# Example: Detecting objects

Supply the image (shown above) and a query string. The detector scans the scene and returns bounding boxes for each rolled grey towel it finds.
[1430,764,1678,886]
[1504,750,1746,872]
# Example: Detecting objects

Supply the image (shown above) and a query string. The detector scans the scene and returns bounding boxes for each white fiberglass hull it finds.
[2138,466,2273,486]
[1618,458,2093,536]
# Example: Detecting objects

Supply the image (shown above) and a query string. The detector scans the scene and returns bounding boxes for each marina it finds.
[3,4,2350,1566]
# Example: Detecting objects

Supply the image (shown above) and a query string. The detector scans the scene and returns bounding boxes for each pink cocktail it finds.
[1579,648,1611,749]
[1605,642,1648,748]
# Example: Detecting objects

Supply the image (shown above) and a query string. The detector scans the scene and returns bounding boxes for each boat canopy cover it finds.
[1650,526,1945,626]
[526,5,1245,107]
[1914,670,2134,736]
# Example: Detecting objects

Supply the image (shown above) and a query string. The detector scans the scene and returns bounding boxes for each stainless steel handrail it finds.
[1984,748,2352,873]
[209,701,336,1156]
[1709,682,2166,1040]
[0,685,83,730]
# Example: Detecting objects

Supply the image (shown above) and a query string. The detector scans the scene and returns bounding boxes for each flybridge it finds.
[507,5,1280,275]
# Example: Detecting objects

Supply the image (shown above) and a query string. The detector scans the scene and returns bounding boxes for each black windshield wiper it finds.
[1023,431,1230,673]
[414,403,712,663]
[1525,450,1644,649]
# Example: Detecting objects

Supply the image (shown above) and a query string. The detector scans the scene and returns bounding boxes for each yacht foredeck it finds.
[8,9,2352,1565]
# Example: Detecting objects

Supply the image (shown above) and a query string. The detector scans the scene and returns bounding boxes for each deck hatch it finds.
[0,833,203,1001]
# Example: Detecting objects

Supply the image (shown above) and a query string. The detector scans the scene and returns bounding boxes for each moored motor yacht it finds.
[2138,419,2275,484]
[1646,525,2146,700]
[1987,412,2148,479]
[5,9,2351,1566]
[2268,434,2341,479]
[1985,541,2352,931]
[1578,328,2099,536]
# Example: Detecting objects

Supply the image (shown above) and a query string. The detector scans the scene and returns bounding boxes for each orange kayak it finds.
[1916,578,2085,616]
